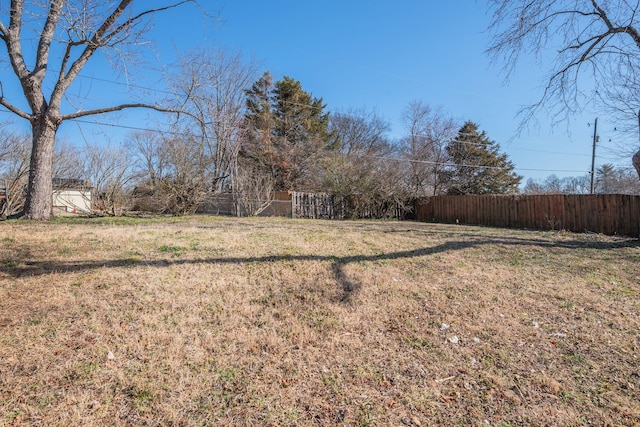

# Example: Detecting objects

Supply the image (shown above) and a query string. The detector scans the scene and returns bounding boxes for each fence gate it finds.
[291,192,347,220]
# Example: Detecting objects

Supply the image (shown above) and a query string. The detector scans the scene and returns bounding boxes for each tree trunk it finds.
[633,150,640,181]
[23,116,58,220]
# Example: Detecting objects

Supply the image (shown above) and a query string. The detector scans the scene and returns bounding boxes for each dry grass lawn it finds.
[0,216,639,426]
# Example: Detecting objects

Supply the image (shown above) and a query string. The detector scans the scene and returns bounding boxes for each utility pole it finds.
[590,117,598,194]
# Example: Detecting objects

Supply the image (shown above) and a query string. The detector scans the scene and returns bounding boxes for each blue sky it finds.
[1,1,627,182]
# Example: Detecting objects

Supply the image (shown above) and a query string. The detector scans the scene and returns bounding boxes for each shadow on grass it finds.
[3,236,639,303]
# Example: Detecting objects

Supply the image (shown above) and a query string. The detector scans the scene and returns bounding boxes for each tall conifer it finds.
[241,72,334,190]
[444,121,521,194]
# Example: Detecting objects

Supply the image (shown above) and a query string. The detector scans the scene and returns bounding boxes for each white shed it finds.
[52,178,92,215]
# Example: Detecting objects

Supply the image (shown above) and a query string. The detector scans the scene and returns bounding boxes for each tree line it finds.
[1,50,523,218]
[523,165,640,195]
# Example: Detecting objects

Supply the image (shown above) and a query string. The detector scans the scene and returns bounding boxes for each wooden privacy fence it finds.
[415,194,640,237]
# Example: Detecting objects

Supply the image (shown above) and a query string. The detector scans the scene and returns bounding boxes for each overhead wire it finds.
[0,69,611,163]
[0,70,623,175]
[348,152,589,174]
[0,108,608,175]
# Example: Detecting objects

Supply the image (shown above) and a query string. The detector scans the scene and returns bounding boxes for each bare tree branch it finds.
[0,82,30,119]
[35,0,64,74]
[3,1,35,104]
[52,1,194,110]
[61,103,186,121]
[488,0,640,180]
[488,0,640,134]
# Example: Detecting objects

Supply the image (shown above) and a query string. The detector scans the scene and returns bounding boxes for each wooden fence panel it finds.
[533,195,545,229]
[415,194,640,237]
[631,196,638,236]
[498,196,510,228]
[579,195,591,233]
[632,196,638,237]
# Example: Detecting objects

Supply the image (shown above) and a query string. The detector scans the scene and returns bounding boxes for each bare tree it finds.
[128,128,230,215]
[487,0,640,178]
[53,141,84,181]
[155,132,212,215]
[321,110,388,198]
[523,174,591,194]
[82,143,133,216]
[126,130,167,190]
[330,109,389,156]
[0,0,197,219]
[400,101,457,197]
[124,49,257,215]
[170,48,258,192]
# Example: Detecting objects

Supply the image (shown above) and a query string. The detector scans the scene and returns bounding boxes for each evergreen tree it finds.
[595,164,616,194]
[241,72,334,191]
[273,76,334,147]
[444,121,521,194]
[241,71,278,181]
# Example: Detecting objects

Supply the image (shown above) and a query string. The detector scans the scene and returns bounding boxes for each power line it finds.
[354,153,588,174]
[70,73,176,96]
[70,118,182,135]
[0,110,606,175]
[0,76,610,162]
[67,116,593,174]
[506,147,591,157]
[0,74,625,175]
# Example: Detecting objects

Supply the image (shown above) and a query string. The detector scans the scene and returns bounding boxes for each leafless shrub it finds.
[154,134,212,215]
[81,143,134,216]
[0,131,30,216]
[231,163,274,216]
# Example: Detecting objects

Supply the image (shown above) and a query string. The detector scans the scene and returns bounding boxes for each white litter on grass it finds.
[448,336,460,344]
[440,323,449,331]
[532,321,540,328]
[107,351,115,360]
[549,332,567,338]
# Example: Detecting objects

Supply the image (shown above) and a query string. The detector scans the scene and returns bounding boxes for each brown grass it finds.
[1,216,639,426]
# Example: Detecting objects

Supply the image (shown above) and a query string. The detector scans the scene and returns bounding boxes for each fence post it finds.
[291,192,298,219]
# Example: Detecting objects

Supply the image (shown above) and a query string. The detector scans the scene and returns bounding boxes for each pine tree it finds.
[595,164,616,194]
[241,72,277,179]
[444,121,521,195]
[273,76,334,147]
[241,72,334,191]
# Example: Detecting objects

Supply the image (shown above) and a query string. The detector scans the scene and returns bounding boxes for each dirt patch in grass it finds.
[1,216,639,426]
